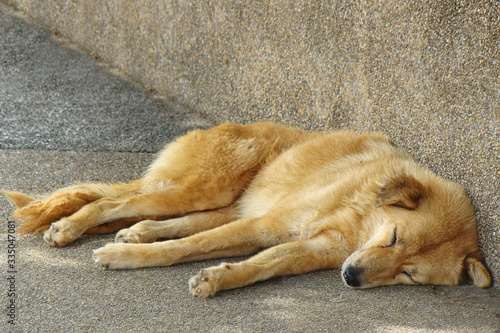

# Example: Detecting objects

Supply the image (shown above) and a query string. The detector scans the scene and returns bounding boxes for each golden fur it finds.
[2,123,492,297]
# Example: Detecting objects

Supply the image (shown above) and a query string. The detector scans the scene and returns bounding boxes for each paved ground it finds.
[0,4,499,333]
[0,3,210,153]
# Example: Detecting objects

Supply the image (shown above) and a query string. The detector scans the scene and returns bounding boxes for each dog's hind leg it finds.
[43,182,243,247]
[115,204,239,244]
[2,181,142,233]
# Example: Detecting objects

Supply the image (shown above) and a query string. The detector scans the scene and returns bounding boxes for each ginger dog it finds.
[2,123,492,297]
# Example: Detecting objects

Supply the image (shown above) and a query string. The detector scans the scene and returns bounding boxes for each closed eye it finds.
[384,227,397,247]
[401,271,419,284]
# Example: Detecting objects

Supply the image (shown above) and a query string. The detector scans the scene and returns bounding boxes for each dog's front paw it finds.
[189,263,233,298]
[93,243,143,269]
[189,269,219,298]
[43,219,80,247]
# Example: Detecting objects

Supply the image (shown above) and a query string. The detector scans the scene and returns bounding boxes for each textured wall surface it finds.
[3,0,499,282]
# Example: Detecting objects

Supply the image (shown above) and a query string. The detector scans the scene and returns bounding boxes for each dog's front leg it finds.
[189,234,350,297]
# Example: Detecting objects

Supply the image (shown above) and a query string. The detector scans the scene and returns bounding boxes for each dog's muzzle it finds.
[342,265,362,287]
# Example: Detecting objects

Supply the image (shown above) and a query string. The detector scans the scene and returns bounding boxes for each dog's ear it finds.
[463,256,492,288]
[1,190,36,208]
[375,174,425,210]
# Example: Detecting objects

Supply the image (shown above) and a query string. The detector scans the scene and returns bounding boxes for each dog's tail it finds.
[1,190,35,209]
[2,181,142,233]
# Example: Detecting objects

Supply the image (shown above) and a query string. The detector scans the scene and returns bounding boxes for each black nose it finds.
[343,265,361,287]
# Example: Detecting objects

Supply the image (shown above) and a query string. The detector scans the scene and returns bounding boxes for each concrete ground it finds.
[0,4,499,332]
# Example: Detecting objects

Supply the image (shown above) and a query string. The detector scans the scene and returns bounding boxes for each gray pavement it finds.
[0,4,499,333]
[0,4,209,152]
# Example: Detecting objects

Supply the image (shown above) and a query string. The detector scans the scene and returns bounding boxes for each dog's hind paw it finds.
[43,219,81,247]
[114,225,157,244]
[115,228,142,244]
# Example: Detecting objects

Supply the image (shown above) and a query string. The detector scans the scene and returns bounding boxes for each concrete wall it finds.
[3,0,499,283]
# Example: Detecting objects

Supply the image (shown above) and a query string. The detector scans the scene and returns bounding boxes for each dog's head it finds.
[341,173,492,289]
